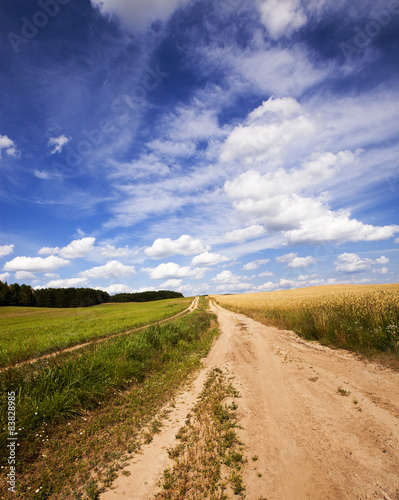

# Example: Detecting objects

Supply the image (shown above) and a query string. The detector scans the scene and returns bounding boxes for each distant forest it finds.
[0,280,183,308]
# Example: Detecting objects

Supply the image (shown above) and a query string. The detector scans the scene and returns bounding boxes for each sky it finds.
[0,0,398,296]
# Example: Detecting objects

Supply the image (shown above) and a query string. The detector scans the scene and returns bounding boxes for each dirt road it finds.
[101,300,399,500]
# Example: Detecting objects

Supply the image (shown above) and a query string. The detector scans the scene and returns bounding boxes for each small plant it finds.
[337,386,351,396]
[85,480,100,499]
[252,455,259,461]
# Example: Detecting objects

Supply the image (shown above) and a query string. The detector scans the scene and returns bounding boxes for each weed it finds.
[337,386,351,396]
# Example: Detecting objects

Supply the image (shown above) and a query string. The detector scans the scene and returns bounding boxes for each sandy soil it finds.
[100,300,399,500]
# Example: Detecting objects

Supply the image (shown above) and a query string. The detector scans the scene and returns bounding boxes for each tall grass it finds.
[0,298,191,367]
[213,285,399,366]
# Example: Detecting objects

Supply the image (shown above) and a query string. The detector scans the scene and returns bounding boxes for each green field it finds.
[0,298,192,367]
[0,299,218,499]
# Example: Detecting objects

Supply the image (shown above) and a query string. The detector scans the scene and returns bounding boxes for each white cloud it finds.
[375,256,389,265]
[0,244,14,258]
[220,108,314,164]
[90,0,190,30]
[0,134,18,158]
[248,96,302,120]
[39,237,96,259]
[145,235,210,259]
[159,278,183,289]
[100,244,132,258]
[95,284,147,295]
[191,252,229,266]
[44,278,89,288]
[79,260,136,279]
[276,252,317,268]
[48,135,69,154]
[147,139,196,157]
[224,225,265,243]
[3,256,70,273]
[0,272,11,281]
[256,0,307,39]
[146,262,206,280]
[334,253,373,274]
[259,270,274,277]
[212,270,241,284]
[242,259,270,270]
[15,271,36,280]
[224,149,399,245]
[373,267,389,275]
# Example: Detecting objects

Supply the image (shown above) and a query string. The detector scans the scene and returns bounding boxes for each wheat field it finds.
[212,284,399,367]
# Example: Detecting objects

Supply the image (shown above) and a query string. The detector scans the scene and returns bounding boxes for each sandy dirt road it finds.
[101,300,399,500]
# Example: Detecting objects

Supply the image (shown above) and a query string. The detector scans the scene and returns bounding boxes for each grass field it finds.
[0,299,219,499]
[212,284,399,369]
[0,298,192,368]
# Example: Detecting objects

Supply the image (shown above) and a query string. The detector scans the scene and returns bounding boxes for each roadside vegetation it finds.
[212,284,399,369]
[156,367,246,500]
[0,302,219,499]
[0,297,191,367]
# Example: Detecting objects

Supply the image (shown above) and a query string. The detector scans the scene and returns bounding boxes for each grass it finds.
[0,305,219,499]
[0,297,192,367]
[212,284,399,369]
[155,367,246,500]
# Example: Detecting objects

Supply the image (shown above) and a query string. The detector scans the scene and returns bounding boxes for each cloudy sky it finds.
[1,0,398,295]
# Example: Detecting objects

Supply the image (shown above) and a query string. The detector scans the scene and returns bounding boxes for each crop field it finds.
[0,299,219,499]
[212,284,399,368]
[0,297,192,368]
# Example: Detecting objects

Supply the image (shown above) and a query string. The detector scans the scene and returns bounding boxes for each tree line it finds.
[0,281,183,308]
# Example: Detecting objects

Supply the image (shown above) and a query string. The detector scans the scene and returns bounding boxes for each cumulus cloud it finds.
[44,278,89,288]
[3,256,70,273]
[0,134,18,158]
[211,270,256,292]
[334,253,373,274]
[146,262,206,280]
[276,252,317,268]
[15,271,37,280]
[95,284,150,295]
[224,150,399,245]
[48,135,69,154]
[373,267,388,275]
[0,244,14,258]
[256,0,307,39]
[145,235,210,259]
[224,225,266,243]
[39,237,96,259]
[375,256,389,265]
[242,259,270,270]
[100,244,132,258]
[220,97,314,164]
[191,252,229,266]
[0,272,11,281]
[79,260,136,280]
[90,0,190,30]
[259,270,274,277]
[258,274,336,291]
[159,278,183,289]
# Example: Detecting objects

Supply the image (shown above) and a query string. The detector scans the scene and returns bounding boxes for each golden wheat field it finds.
[211,284,399,367]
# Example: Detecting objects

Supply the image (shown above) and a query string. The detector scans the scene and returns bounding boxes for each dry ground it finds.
[100,300,399,500]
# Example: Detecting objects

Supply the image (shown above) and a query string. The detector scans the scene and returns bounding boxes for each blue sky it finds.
[0,0,398,295]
